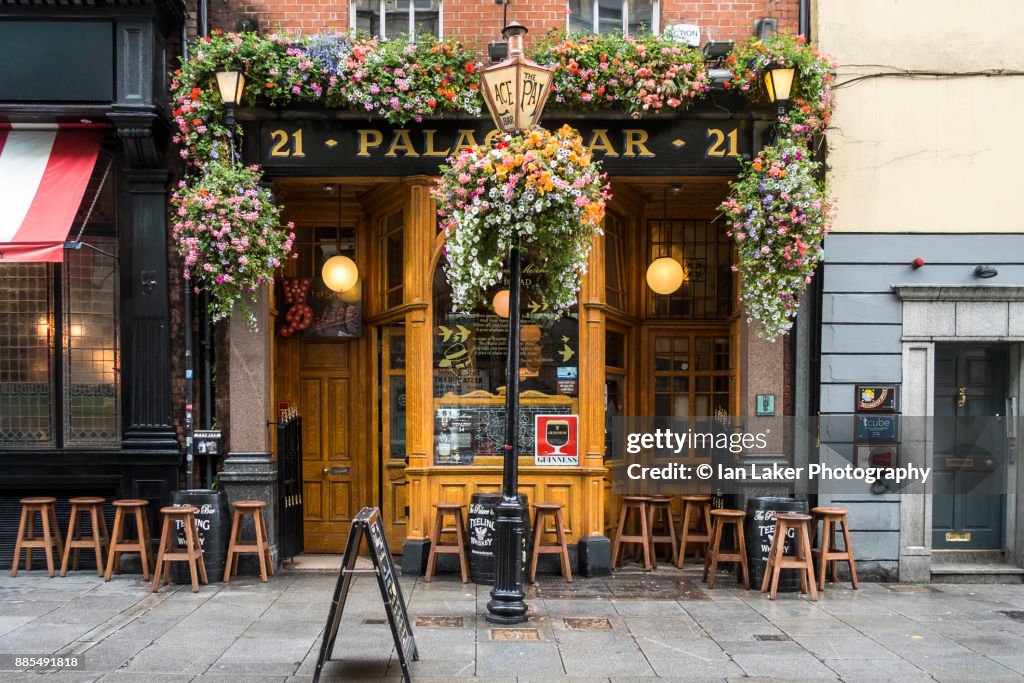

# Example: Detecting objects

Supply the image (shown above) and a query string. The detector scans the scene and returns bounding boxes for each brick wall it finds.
[193,0,799,46]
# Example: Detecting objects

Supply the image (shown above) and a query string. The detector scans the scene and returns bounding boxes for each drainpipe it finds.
[198,0,209,38]
[799,0,810,40]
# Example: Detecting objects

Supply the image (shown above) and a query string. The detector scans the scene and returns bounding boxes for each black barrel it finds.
[169,489,230,584]
[745,496,809,593]
[468,492,530,585]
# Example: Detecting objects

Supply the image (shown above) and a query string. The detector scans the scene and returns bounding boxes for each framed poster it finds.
[855,385,898,412]
[278,277,362,338]
[535,414,579,466]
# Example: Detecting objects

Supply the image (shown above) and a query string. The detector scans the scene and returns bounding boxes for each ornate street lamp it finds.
[479,21,553,626]
[763,65,796,118]
[214,68,246,127]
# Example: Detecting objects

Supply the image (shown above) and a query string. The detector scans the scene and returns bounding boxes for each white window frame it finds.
[567,0,659,35]
[351,0,443,39]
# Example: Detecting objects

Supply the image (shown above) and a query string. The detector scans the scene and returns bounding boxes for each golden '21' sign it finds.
[253,118,750,176]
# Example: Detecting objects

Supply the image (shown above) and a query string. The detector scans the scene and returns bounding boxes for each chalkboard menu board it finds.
[314,507,417,683]
[434,404,572,464]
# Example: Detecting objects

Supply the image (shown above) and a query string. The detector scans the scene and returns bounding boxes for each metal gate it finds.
[277,415,304,562]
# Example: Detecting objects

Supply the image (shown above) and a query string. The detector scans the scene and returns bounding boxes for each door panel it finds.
[380,328,408,549]
[932,345,1008,550]
[301,341,362,553]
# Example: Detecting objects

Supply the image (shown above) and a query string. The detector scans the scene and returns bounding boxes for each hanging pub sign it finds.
[277,277,362,338]
[855,385,898,412]
[535,414,579,466]
[248,117,751,177]
[313,507,417,683]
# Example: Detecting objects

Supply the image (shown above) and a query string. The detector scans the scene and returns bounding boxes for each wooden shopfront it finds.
[242,106,781,573]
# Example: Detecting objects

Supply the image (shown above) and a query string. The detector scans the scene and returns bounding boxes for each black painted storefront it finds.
[0,2,185,567]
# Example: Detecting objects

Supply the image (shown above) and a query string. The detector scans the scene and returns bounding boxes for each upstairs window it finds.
[353,0,441,39]
[568,0,658,35]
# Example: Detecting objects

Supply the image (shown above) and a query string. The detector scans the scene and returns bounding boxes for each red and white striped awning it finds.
[0,123,104,262]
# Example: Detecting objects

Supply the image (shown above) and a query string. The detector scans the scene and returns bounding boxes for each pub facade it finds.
[207,0,809,575]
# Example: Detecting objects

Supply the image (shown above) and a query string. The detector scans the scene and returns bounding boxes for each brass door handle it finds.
[322,467,329,474]
[957,387,967,408]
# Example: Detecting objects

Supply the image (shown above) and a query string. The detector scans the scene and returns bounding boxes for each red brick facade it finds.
[196,0,798,47]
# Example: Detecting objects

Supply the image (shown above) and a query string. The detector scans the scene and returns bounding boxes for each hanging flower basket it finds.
[171,161,295,326]
[433,125,610,313]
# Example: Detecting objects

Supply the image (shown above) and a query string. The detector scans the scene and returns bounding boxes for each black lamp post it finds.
[478,21,553,625]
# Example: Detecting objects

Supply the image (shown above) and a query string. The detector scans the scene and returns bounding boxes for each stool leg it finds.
[134,509,151,580]
[50,505,65,565]
[611,504,628,569]
[182,518,200,592]
[702,515,717,582]
[38,505,56,577]
[555,510,573,583]
[253,510,269,582]
[736,520,750,589]
[841,519,859,589]
[224,510,241,583]
[677,503,692,568]
[665,507,679,565]
[528,510,543,583]
[72,512,83,571]
[10,505,29,577]
[259,509,273,578]
[152,516,170,592]
[453,512,469,584]
[800,523,818,602]
[194,515,209,585]
[707,519,722,589]
[829,521,838,584]
[90,506,106,577]
[817,519,831,591]
[105,510,123,581]
[425,512,442,582]
[61,505,79,577]
[701,504,713,562]
[639,503,652,570]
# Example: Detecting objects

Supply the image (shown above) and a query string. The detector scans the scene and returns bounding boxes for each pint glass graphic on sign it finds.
[535,414,578,465]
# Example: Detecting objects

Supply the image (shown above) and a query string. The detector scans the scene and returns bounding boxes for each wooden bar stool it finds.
[676,494,712,568]
[528,503,573,583]
[10,497,64,578]
[811,506,859,591]
[425,503,469,583]
[224,500,274,583]
[61,497,109,577]
[702,509,750,589]
[104,499,153,581]
[647,496,678,567]
[152,505,208,593]
[761,512,817,601]
[611,496,652,570]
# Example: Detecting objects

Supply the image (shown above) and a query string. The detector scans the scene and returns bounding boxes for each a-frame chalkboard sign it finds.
[313,507,418,683]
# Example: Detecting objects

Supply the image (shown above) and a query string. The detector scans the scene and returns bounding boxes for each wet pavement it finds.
[2,563,1024,681]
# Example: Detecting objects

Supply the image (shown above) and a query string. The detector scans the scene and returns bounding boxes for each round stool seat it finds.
[69,497,105,505]
[161,505,197,515]
[113,499,148,507]
[811,506,847,516]
[622,495,651,503]
[534,502,564,511]
[648,496,672,503]
[775,512,812,522]
[711,508,745,518]
[20,497,56,505]
[434,503,464,510]
[680,494,711,502]
[232,500,267,509]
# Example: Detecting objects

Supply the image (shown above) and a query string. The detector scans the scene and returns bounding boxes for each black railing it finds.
[277,415,304,562]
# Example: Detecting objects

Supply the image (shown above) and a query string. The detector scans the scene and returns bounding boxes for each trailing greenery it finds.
[170,29,835,337]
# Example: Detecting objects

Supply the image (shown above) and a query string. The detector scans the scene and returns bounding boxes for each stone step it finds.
[931,563,1024,584]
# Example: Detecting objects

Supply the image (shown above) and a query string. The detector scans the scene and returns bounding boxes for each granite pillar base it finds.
[577,535,612,577]
[219,452,279,572]
[401,539,430,576]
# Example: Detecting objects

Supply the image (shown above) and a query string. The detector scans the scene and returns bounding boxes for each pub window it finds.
[0,157,119,448]
[432,258,579,465]
[604,328,627,459]
[647,218,733,320]
[604,213,626,311]
[278,226,362,338]
[353,0,441,39]
[381,210,404,309]
[568,0,658,35]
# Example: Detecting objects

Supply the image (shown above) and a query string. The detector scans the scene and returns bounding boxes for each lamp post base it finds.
[485,496,528,625]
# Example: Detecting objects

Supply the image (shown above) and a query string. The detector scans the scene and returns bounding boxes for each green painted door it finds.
[932,345,1008,550]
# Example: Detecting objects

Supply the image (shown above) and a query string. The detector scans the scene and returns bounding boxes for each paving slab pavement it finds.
[2,565,1024,681]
